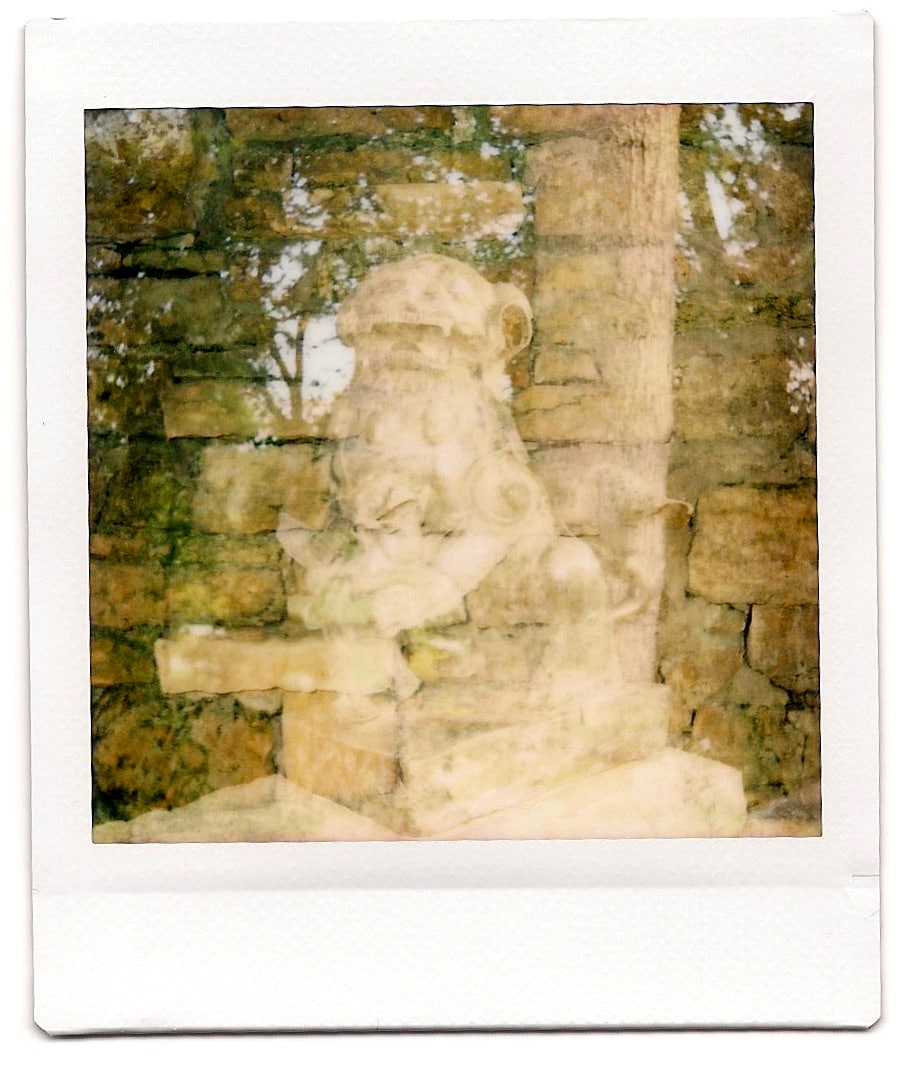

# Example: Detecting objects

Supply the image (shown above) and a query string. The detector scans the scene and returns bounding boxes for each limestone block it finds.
[688,487,818,605]
[688,688,817,800]
[172,536,283,569]
[675,286,815,335]
[292,144,510,186]
[154,632,420,698]
[162,380,335,441]
[193,443,332,534]
[747,605,820,692]
[282,692,398,803]
[441,748,746,840]
[658,598,748,733]
[528,443,669,535]
[189,702,280,793]
[85,109,217,241]
[86,245,121,274]
[91,687,278,823]
[225,106,453,140]
[90,636,157,686]
[396,683,671,834]
[513,384,673,444]
[371,181,526,239]
[403,625,547,685]
[90,561,166,629]
[93,775,400,843]
[526,137,678,243]
[668,437,813,503]
[465,537,610,627]
[166,567,284,626]
[491,104,679,144]
[674,345,807,444]
[534,247,676,348]
[680,103,813,149]
[87,276,271,351]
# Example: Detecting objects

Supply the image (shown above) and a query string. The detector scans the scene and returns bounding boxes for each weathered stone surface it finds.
[688,676,818,802]
[747,605,820,692]
[675,288,815,335]
[87,346,168,437]
[85,109,218,241]
[443,747,746,840]
[86,244,121,274]
[526,137,678,242]
[668,437,814,502]
[87,276,272,350]
[688,487,818,605]
[172,535,282,569]
[225,106,453,140]
[193,443,332,533]
[396,683,671,834]
[491,104,679,144]
[91,687,278,824]
[166,566,284,626]
[528,443,669,535]
[282,692,398,804]
[94,775,400,843]
[658,597,748,736]
[155,633,419,698]
[90,440,201,531]
[513,384,673,444]
[162,380,335,441]
[90,635,157,685]
[673,347,807,444]
[534,247,676,349]
[291,144,511,187]
[465,538,611,628]
[679,102,813,148]
[89,561,166,629]
[402,625,546,685]
[190,701,279,793]
[371,181,526,239]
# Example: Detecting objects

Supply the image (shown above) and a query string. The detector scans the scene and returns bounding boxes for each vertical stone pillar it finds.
[519,106,680,681]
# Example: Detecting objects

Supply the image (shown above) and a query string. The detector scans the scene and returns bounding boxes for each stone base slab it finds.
[93,746,748,843]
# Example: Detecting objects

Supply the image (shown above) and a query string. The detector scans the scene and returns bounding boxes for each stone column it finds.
[515,106,680,681]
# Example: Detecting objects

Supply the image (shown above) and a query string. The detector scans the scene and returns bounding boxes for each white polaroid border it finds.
[26,16,878,1032]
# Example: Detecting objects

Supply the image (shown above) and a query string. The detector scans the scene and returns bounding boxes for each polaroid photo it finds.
[26,15,879,1032]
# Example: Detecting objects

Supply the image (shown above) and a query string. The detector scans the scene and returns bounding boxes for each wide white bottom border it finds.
[33,885,880,1033]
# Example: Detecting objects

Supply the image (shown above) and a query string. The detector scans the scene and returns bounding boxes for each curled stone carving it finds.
[145,253,748,840]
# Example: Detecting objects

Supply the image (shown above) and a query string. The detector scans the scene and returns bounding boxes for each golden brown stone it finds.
[155,633,419,698]
[491,104,679,144]
[526,137,678,242]
[281,692,398,804]
[90,636,157,686]
[747,605,820,692]
[193,443,332,534]
[688,487,818,605]
[372,181,525,239]
[166,567,284,626]
[90,561,166,629]
[513,384,673,445]
[225,106,453,140]
[161,381,336,441]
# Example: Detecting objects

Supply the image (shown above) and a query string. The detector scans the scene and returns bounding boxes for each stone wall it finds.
[85,103,818,828]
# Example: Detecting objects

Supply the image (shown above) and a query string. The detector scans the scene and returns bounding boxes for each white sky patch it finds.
[786,358,816,415]
[779,103,805,122]
[702,104,771,164]
[261,242,316,299]
[677,189,695,230]
[301,315,355,402]
[704,170,745,241]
